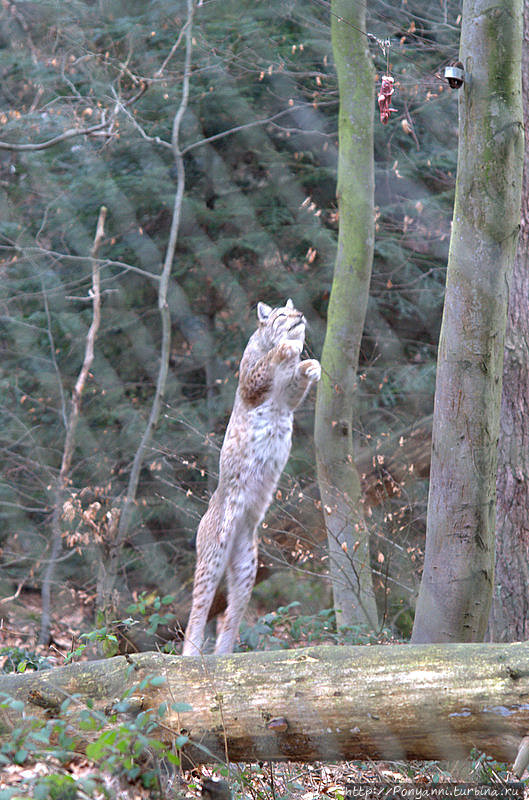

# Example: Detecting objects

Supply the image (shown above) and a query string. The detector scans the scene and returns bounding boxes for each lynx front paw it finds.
[274,339,303,362]
[299,359,321,382]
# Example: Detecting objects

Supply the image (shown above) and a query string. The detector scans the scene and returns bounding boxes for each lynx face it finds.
[256,298,306,350]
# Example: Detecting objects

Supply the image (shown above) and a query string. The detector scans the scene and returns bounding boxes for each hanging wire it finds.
[308,0,459,81]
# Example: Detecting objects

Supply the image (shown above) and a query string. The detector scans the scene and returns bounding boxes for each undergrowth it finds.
[0,598,513,799]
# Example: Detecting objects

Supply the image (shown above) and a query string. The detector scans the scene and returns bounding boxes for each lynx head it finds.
[256,299,306,350]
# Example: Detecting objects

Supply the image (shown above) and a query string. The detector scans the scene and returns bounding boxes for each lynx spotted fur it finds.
[182,299,321,655]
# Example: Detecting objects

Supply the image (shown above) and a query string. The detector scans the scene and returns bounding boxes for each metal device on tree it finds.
[444,62,465,89]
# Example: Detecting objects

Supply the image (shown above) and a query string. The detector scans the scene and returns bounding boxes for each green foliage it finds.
[0,669,191,794]
[33,775,77,800]
[64,626,120,662]
[126,591,177,636]
[0,690,77,768]
[0,647,52,674]
[239,602,395,651]
[82,699,175,787]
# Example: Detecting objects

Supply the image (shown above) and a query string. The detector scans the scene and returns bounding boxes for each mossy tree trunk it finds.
[314,0,378,630]
[2,644,529,765]
[490,0,529,642]
[412,0,524,643]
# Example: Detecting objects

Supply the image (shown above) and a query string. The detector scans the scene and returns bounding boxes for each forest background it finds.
[0,0,471,649]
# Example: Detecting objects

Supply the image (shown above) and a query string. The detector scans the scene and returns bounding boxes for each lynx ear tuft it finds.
[285,298,294,309]
[257,302,272,322]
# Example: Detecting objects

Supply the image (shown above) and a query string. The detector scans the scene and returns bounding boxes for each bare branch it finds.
[68,208,106,430]
[39,206,107,645]
[0,581,25,605]
[154,19,190,78]
[0,118,112,152]
[110,87,172,150]
[0,245,160,282]
[118,100,320,158]
[180,104,311,155]
[41,284,68,429]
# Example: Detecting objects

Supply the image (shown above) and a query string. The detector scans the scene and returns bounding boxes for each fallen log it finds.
[1,642,529,766]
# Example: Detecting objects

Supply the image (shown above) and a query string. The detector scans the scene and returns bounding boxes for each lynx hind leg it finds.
[182,510,230,656]
[183,556,226,656]
[214,534,258,655]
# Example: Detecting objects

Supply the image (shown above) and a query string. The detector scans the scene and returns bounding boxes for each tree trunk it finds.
[412,0,524,643]
[2,644,529,765]
[314,0,378,631]
[490,0,529,642]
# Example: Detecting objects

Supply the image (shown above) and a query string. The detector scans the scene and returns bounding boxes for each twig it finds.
[154,19,190,78]
[269,761,277,800]
[41,284,67,429]
[38,206,107,645]
[180,104,313,155]
[0,581,25,605]
[0,118,111,151]
[0,245,160,282]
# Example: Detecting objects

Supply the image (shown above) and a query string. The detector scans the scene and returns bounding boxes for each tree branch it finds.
[39,206,107,645]
[0,119,112,152]
[154,18,191,78]
[180,104,314,155]
[0,245,160,282]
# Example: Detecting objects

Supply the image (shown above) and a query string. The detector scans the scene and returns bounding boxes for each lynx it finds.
[182,299,321,656]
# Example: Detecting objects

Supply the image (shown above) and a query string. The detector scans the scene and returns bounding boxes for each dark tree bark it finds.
[490,0,529,642]
[412,0,524,643]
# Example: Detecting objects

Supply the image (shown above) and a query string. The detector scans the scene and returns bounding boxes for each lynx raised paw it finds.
[299,359,321,382]
[274,339,303,362]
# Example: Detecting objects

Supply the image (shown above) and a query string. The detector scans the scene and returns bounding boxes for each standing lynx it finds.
[183,299,321,656]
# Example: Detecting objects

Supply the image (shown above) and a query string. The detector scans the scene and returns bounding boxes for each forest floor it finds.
[0,587,517,799]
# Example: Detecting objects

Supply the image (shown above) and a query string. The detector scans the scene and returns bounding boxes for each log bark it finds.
[1,643,529,765]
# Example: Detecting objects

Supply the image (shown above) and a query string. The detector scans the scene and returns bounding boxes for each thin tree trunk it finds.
[490,0,529,642]
[412,0,524,643]
[314,0,378,630]
[97,0,196,615]
[2,643,529,765]
[39,206,107,644]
